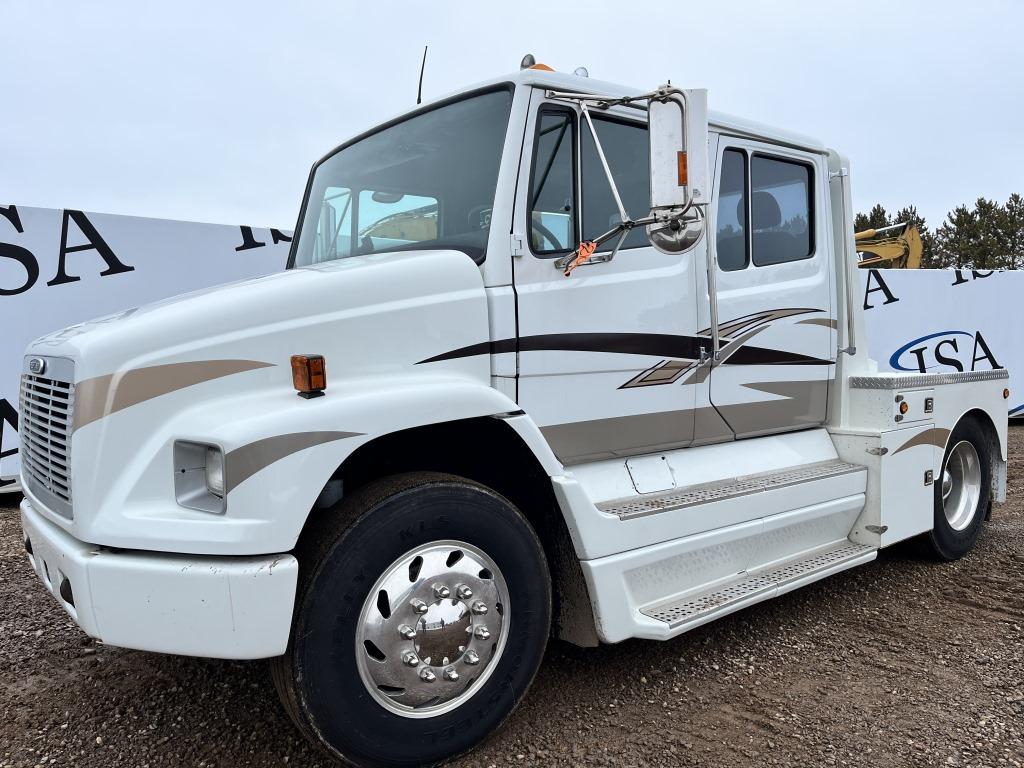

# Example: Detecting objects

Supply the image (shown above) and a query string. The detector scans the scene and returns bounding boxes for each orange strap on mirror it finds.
[563,241,597,277]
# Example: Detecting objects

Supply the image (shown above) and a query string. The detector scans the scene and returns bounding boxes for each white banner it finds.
[860,268,1019,416]
[0,205,290,489]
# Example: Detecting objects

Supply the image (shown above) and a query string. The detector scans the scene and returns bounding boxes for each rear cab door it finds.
[699,137,837,440]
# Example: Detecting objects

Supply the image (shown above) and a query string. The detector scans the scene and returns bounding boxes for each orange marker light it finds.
[1004,388,1011,400]
[291,354,327,399]
[899,401,909,414]
[529,63,555,71]
[677,151,688,186]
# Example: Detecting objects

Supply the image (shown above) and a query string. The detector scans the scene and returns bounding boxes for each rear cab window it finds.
[715,147,815,270]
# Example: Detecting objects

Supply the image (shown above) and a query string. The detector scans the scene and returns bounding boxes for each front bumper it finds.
[19,497,298,659]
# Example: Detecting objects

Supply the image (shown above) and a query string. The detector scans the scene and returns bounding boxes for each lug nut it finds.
[401,651,420,667]
[419,668,437,683]
[410,598,429,615]
[398,624,417,640]
[471,601,488,615]
[464,650,480,665]
[474,626,490,640]
[455,584,473,600]
[443,667,459,682]
[432,583,451,599]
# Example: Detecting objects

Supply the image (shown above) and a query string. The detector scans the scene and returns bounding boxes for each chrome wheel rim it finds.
[355,540,509,718]
[942,440,982,531]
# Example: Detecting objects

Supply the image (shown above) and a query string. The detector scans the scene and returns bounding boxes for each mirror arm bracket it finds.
[580,104,629,225]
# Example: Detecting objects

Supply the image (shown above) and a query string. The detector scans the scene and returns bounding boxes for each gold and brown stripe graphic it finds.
[75,359,274,430]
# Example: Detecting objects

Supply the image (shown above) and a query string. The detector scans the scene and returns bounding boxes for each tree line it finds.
[855,194,1024,269]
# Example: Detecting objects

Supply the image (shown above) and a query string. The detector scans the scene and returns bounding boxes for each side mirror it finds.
[646,87,708,254]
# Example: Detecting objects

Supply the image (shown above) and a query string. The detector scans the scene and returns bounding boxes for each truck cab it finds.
[18,66,1009,767]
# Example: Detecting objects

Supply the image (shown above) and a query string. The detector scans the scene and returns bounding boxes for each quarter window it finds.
[715,149,748,271]
[529,110,576,254]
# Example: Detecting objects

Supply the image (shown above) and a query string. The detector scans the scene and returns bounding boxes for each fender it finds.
[218,373,565,556]
[68,371,562,556]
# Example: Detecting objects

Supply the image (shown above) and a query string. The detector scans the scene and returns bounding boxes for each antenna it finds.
[417,46,428,105]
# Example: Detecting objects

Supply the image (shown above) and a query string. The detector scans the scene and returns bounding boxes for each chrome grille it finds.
[19,367,75,518]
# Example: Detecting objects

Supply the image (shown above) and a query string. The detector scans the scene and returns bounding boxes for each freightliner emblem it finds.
[28,357,46,375]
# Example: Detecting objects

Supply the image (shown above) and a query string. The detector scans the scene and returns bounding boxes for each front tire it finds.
[272,473,551,768]
[927,418,991,561]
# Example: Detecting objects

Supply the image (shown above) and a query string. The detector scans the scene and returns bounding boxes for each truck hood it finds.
[28,249,491,385]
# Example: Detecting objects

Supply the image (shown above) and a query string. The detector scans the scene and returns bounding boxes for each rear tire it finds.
[271,472,551,768]
[927,418,991,561]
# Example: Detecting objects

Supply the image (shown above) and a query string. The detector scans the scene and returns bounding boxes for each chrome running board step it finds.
[599,459,865,521]
[640,540,877,632]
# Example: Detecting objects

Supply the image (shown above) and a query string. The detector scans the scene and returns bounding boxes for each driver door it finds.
[512,89,702,465]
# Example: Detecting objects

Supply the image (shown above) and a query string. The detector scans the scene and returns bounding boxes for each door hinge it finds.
[511,233,525,258]
[828,168,849,181]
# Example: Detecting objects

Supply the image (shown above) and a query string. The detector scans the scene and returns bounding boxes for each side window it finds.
[529,110,576,254]
[750,155,813,266]
[715,149,748,271]
[581,117,650,249]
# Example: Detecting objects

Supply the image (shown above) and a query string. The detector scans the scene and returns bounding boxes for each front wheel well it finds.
[300,416,599,647]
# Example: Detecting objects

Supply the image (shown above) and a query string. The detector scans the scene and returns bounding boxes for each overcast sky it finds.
[2,1,1021,231]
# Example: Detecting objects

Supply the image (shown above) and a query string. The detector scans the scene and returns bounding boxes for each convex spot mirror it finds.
[646,87,709,254]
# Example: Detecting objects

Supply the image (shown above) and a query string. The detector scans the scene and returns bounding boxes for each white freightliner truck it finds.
[18,64,1009,766]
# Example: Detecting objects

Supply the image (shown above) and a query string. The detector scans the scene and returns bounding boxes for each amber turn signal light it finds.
[291,354,326,399]
[1004,388,1010,400]
[899,401,909,415]
[677,151,688,186]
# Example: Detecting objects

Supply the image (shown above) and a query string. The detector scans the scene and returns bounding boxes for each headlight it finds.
[205,446,225,497]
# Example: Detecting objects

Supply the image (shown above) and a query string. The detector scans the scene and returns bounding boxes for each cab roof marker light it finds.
[520,53,554,72]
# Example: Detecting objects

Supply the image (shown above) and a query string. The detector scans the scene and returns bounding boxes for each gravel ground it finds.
[3,428,1023,768]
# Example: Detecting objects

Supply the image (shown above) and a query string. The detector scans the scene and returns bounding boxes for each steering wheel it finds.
[532,220,565,251]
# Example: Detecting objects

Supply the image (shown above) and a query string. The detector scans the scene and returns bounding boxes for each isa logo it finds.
[889,330,1002,373]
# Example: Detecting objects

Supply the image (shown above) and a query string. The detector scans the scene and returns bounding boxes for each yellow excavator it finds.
[855,221,923,269]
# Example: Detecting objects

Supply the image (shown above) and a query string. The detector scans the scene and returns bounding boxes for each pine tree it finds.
[1001,193,1024,269]
[854,204,890,233]
[934,197,1018,270]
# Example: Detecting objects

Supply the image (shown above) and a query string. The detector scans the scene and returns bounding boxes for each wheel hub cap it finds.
[942,440,982,531]
[355,540,509,718]
[414,599,471,665]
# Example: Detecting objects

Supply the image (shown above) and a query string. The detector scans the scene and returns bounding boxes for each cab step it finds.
[598,458,865,521]
[639,540,876,633]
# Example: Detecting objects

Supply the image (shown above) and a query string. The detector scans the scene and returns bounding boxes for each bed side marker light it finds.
[291,354,326,399]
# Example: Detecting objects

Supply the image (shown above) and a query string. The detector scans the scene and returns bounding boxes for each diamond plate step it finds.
[641,541,876,630]
[599,459,865,521]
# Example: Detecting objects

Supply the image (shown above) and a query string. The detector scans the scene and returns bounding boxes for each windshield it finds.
[291,88,513,267]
